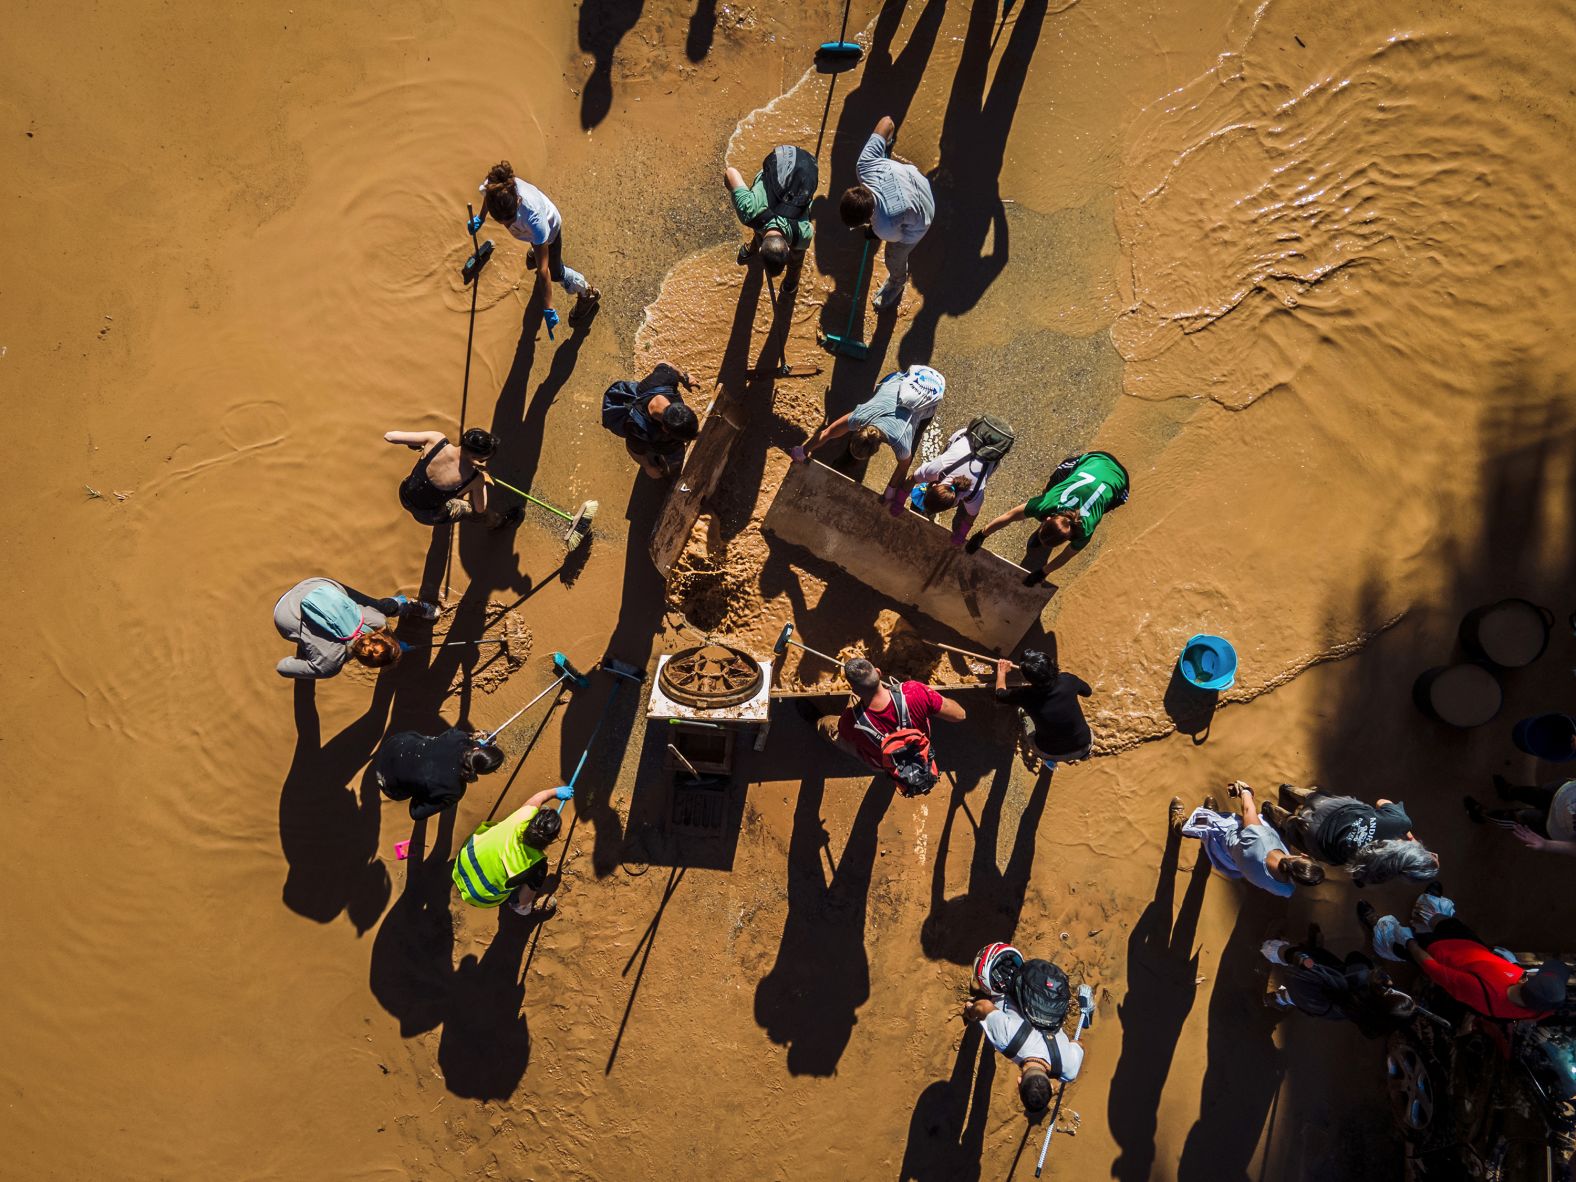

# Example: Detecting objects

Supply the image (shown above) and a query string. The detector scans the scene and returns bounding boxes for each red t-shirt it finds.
[1421,939,1548,1020]
[838,681,944,772]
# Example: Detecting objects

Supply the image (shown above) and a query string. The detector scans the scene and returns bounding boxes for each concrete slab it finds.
[763,459,1054,652]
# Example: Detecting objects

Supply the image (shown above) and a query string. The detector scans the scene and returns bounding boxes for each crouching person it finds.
[602,361,700,479]
[964,944,1084,1115]
[452,787,572,917]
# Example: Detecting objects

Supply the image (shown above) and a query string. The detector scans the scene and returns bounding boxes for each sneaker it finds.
[1260,938,1291,965]
[1202,794,1219,812]
[872,279,905,311]
[1169,796,1186,830]
[525,247,537,270]
[568,288,601,325]
[737,243,753,266]
[407,600,440,622]
[1355,900,1379,932]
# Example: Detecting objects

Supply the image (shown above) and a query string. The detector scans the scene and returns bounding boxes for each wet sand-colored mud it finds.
[4,0,1576,1179]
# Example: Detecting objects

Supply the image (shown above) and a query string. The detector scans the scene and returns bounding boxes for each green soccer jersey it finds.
[731,173,814,250]
[1024,452,1129,550]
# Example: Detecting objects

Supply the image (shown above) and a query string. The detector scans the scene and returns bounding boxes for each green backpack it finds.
[962,415,1015,464]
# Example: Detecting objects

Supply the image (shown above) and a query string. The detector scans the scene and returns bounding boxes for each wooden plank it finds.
[762,460,1055,652]
[648,391,745,576]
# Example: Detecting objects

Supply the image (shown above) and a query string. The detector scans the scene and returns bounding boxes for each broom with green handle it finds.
[482,471,597,551]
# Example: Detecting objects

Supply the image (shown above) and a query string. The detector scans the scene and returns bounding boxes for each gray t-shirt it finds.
[848,372,930,461]
[272,577,389,679]
[856,133,934,244]
[1233,822,1294,898]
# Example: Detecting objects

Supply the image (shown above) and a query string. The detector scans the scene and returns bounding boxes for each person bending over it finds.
[839,115,934,311]
[1464,774,1576,858]
[601,361,700,479]
[994,650,1092,769]
[452,787,572,917]
[1261,784,1440,886]
[1259,931,1416,1038]
[726,144,816,277]
[1361,892,1570,1020]
[273,576,434,679]
[902,417,1013,544]
[818,657,964,796]
[386,427,520,529]
[967,451,1130,586]
[1172,781,1326,898]
[375,727,506,819]
[479,161,600,332]
[791,365,946,508]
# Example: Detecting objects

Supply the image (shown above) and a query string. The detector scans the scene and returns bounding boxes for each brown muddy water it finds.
[3,0,1575,1179]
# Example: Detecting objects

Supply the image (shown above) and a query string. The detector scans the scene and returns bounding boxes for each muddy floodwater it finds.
[4,0,1575,1178]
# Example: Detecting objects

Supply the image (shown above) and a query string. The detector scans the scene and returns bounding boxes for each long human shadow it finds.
[278,677,395,932]
[898,1022,998,1182]
[579,0,645,128]
[1106,819,1211,1182]
[754,761,894,1076]
[1175,902,1286,1181]
[436,904,536,1099]
[898,0,1048,367]
[368,808,458,1037]
[814,0,950,345]
[921,758,1052,963]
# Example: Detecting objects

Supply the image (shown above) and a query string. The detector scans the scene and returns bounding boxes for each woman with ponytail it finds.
[478,160,600,332]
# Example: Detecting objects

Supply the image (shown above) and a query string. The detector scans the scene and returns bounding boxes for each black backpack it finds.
[1010,958,1071,1031]
[760,145,819,223]
[963,415,1015,464]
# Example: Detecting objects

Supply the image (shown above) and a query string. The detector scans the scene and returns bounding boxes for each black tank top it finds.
[399,440,477,513]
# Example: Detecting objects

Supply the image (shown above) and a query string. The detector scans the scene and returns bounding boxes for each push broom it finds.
[819,233,873,361]
[484,472,597,551]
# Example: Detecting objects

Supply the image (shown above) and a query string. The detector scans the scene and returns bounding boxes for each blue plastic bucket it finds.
[1512,714,1576,762]
[1178,634,1237,691]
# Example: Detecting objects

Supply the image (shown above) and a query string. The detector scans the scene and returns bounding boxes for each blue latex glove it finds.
[554,785,574,801]
[397,639,412,654]
[544,307,560,339]
[467,213,484,235]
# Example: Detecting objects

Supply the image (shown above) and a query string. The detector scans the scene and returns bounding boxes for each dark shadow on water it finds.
[1106,821,1211,1182]
[921,756,1050,964]
[579,0,646,128]
[436,905,538,1100]
[1163,665,1218,745]
[898,1022,999,1182]
[278,678,394,932]
[899,0,1047,368]
[686,0,716,62]
[754,763,893,1076]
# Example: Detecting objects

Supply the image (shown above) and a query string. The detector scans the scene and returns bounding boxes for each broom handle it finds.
[841,236,873,342]
[835,0,852,44]
[484,672,569,744]
[924,640,1012,666]
[486,473,574,522]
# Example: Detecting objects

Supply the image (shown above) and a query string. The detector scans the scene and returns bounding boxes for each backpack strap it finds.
[1047,1031,1063,1079]
[852,682,911,744]
[1002,1017,1036,1061]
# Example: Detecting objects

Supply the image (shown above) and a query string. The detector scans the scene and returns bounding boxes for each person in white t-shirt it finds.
[963,994,1083,1114]
[904,426,1000,544]
[839,115,935,312]
[479,161,600,333]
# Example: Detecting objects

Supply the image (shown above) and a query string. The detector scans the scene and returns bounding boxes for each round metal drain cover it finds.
[659,643,764,709]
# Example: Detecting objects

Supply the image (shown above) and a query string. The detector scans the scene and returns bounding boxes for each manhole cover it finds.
[658,642,764,709]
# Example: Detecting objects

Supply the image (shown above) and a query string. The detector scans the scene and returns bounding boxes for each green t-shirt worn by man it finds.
[731,173,814,251]
[1024,452,1130,550]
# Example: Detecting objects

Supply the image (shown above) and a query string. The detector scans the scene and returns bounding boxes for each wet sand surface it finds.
[4,0,1576,1178]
